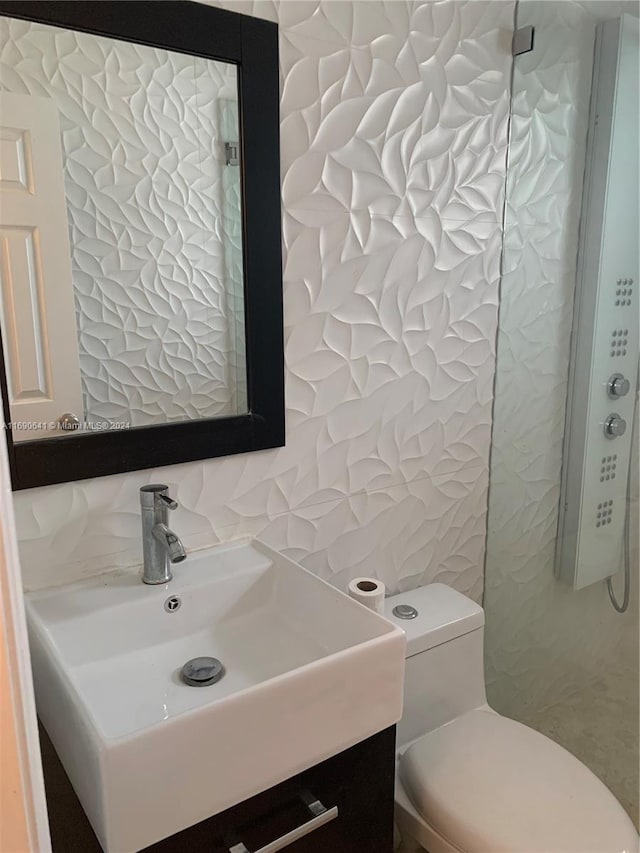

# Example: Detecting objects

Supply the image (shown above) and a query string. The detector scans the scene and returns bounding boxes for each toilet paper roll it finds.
[348,577,386,614]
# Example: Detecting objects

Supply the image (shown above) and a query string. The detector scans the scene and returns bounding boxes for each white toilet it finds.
[385,583,639,853]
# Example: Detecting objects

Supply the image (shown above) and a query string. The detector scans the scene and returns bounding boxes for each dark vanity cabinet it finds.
[41,725,396,853]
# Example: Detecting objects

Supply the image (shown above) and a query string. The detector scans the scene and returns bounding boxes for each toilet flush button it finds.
[392,604,418,620]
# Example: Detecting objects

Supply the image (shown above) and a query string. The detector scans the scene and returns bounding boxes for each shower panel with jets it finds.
[555,15,639,603]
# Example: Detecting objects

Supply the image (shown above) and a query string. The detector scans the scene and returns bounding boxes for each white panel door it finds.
[0,91,83,442]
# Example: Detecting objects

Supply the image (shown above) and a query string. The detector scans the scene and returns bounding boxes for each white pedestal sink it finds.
[26,539,406,852]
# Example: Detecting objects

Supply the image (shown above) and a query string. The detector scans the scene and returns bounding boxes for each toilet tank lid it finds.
[384,584,484,657]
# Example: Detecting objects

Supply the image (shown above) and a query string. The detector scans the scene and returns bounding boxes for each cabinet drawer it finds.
[217,792,339,853]
[41,724,396,853]
[208,727,396,853]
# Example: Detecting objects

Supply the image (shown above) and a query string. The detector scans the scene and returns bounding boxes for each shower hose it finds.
[606,358,639,613]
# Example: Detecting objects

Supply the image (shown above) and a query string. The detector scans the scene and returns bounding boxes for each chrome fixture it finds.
[140,484,186,584]
[512,25,535,56]
[392,604,418,620]
[181,656,225,687]
[164,595,181,613]
[57,412,81,431]
[224,140,239,166]
[229,792,338,852]
[607,373,631,398]
[603,413,627,439]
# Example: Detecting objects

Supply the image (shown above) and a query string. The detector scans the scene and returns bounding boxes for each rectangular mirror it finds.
[1,20,246,438]
[0,1,284,489]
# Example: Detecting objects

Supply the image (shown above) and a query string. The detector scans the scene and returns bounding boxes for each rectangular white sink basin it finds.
[26,539,405,852]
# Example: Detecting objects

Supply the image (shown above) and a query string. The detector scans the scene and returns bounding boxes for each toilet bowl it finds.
[385,584,639,853]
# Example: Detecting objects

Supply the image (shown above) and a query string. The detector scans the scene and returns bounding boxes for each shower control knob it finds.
[607,374,630,398]
[604,414,627,439]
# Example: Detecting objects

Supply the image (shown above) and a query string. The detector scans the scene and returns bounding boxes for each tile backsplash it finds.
[13,0,514,596]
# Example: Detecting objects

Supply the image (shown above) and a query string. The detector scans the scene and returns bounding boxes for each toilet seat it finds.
[400,709,639,853]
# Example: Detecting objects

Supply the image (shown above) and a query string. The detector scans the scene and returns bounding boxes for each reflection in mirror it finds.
[0,16,246,443]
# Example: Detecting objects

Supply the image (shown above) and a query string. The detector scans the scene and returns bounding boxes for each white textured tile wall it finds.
[484,0,640,719]
[13,0,515,595]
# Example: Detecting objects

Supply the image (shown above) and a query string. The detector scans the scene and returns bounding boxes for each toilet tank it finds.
[384,584,487,748]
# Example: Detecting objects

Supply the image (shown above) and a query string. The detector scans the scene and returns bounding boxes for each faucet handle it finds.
[140,484,178,510]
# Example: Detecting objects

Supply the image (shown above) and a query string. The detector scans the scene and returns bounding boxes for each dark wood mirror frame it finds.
[0,1,284,490]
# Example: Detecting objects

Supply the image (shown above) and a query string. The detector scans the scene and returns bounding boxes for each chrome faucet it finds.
[140,485,186,584]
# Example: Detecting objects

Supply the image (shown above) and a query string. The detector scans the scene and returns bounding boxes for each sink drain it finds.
[164,595,181,613]
[181,656,225,687]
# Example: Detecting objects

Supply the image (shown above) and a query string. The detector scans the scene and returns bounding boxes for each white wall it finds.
[0,19,245,426]
[485,0,639,718]
[11,0,515,596]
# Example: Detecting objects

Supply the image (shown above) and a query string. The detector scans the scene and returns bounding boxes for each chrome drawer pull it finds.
[228,795,338,853]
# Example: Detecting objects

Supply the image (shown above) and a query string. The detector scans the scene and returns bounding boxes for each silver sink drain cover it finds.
[181,656,225,687]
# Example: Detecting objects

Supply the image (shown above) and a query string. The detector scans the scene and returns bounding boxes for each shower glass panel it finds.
[484,0,639,828]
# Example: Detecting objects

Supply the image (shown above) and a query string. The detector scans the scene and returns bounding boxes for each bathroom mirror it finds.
[0,1,284,489]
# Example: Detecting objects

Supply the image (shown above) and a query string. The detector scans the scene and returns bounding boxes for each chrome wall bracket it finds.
[512,26,535,56]
[225,140,240,166]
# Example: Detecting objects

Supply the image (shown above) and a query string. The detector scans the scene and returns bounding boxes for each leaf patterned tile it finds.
[15,209,500,589]
[278,1,513,221]
[12,0,514,597]
[258,466,489,600]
